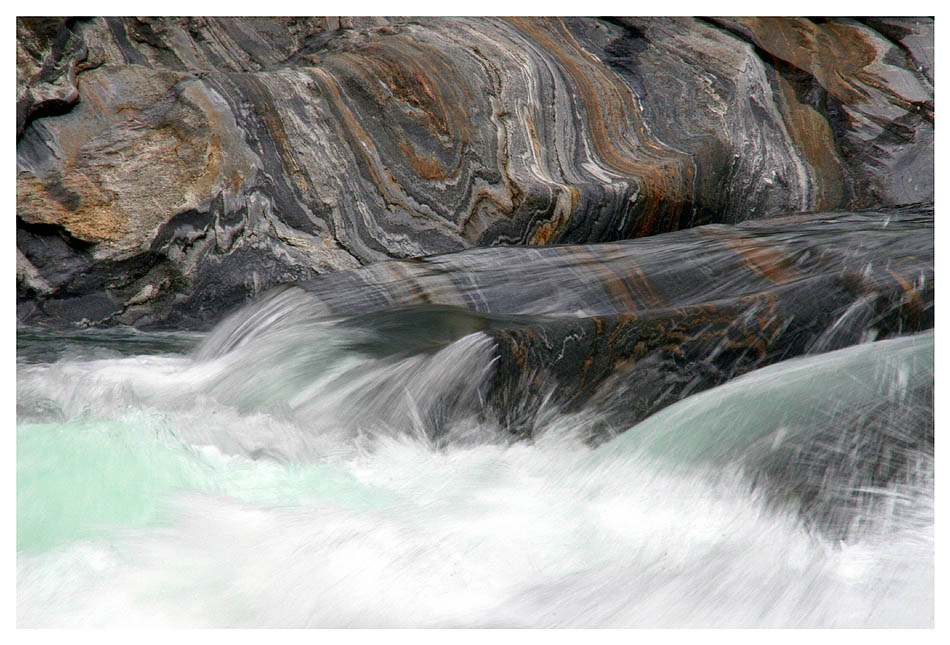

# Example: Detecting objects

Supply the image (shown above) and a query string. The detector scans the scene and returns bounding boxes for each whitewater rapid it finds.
[16,318,933,627]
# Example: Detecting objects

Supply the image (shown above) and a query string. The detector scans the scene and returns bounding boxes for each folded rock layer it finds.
[16,17,934,329]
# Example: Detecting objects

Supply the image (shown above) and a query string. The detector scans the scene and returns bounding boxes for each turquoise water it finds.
[17,412,401,553]
[15,319,934,627]
[607,332,933,464]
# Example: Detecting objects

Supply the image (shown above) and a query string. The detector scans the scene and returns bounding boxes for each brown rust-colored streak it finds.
[242,75,310,193]
[699,228,805,285]
[383,261,437,305]
[358,38,472,140]
[397,140,454,181]
[593,298,781,378]
[18,174,125,243]
[633,295,783,364]
[736,18,877,105]
[726,292,784,358]
[594,245,666,309]
[771,70,845,210]
[498,326,539,377]
[886,267,924,322]
[523,111,545,173]
[730,17,933,209]
[823,23,930,118]
[308,67,410,212]
[571,246,641,312]
[505,17,696,236]
[529,187,577,245]
[741,18,931,120]
[737,18,932,128]
[342,38,472,180]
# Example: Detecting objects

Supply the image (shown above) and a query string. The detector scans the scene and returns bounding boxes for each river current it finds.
[15,308,934,627]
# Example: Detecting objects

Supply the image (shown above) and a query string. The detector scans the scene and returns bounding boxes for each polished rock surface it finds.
[203,203,933,438]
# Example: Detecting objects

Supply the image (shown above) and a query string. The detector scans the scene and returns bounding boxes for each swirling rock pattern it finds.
[16,17,933,329]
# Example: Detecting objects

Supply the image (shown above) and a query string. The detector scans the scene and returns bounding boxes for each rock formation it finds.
[201,203,932,438]
[16,17,934,329]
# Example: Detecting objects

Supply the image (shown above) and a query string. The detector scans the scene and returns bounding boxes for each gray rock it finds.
[15,17,934,329]
[201,203,933,441]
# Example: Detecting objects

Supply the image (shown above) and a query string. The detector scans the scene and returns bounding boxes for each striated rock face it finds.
[16,17,933,329]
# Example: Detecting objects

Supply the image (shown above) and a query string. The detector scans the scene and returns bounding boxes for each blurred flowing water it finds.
[16,306,933,627]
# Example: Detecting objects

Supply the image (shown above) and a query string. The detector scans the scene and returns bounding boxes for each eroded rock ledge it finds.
[202,203,933,438]
[16,17,934,329]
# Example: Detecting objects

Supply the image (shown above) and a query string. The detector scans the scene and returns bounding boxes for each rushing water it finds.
[16,308,933,627]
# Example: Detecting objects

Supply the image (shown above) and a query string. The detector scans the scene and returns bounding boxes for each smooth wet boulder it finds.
[282,202,931,316]
[201,203,932,439]
[16,17,933,329]
[482,206,933,436]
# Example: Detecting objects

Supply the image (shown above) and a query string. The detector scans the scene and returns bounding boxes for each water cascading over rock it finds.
[15,16,935,628]
[201,203,932,441]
